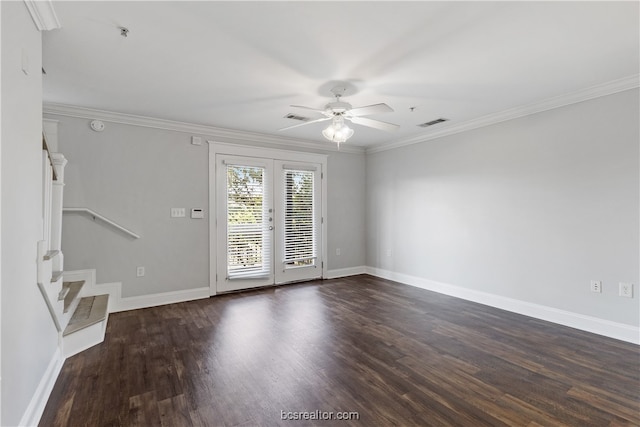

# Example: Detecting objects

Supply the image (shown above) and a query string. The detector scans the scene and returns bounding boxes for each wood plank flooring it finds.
[40,275,640,426]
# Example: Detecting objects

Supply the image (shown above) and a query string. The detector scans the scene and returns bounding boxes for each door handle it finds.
[269,226,274,230]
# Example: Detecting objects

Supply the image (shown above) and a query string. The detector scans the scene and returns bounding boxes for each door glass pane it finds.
[283,169,315,268]
[226,165,271,279]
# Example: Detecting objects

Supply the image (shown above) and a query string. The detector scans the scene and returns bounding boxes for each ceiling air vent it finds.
[418,118,449,128]
[284,113,310,122]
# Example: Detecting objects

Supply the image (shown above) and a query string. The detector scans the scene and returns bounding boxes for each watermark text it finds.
[280,410,360,421]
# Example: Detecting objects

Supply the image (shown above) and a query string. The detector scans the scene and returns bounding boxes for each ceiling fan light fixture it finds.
[283,83,397,146]
[322,117,354,145]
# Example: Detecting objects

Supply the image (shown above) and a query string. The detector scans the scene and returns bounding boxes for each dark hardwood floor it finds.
[40,275,639,426]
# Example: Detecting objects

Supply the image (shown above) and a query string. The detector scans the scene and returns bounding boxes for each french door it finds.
[216,154,322,293]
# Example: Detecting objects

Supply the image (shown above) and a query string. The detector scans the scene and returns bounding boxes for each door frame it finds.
[208,141,328,296]
[216,155,275,292]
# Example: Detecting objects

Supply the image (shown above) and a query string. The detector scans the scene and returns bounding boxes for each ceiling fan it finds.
[279,85,399,146]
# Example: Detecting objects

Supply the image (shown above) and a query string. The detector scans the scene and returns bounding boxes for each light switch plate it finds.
[171,208,186,218]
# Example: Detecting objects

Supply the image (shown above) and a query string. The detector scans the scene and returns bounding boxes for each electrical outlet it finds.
[136,266,145,277]
[590,280,602,293]
[336,248,341,256]
[619,283,633,298]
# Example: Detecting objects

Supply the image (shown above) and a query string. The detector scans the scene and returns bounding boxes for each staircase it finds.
[38,125,110,358]
[62,289,109,357]
[37,255,109,357]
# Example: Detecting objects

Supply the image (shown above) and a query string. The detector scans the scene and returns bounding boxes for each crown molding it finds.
[44,74,638,156]
[367,74,640,154]
[43,104,365,154]
[24,0,61,31]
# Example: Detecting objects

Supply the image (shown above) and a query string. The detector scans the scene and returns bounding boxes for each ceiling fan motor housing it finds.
[325,101,352,114]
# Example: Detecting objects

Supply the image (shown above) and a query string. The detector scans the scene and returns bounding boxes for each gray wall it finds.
[366,89,639,326]
[56,118,210,297]
[50,115,366,297]
[327,151,366,270]
[1,2,60,425]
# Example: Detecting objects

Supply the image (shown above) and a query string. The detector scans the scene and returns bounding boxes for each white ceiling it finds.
[42,1,639,149]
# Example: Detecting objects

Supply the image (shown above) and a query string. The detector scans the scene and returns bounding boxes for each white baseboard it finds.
[365,267,640,345]
[325,266,367,279]
[63,270,209,313]
[18,347,64,427]
[114,287,210,312]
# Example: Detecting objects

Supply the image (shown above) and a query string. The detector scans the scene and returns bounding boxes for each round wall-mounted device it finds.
[90,120,105,132]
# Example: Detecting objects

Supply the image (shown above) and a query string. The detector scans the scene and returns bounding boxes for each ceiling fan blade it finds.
[348,116,399,132]
[278,116,331,131]
[290,105,327,114]
[348,103,394,117]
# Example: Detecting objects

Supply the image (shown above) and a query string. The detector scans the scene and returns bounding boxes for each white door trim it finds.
[274,160,323,285]
[216,155,275,292]
[208,142,328,296]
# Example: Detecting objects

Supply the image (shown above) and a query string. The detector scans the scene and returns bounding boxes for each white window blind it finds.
[283,169,316,267]
[226,164,271,279]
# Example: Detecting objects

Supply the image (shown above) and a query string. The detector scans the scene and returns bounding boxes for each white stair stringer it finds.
[36,240,64,332]
[63,316,109,358]
[63,294,109,358]
[37,252,111,358]
[60,270,113,357]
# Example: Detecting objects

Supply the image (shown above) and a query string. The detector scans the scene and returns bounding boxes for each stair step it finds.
[63,295,109,336]
[51,271,63,282]
[63,281,84,313]
[44,250,60,260]
[58,286,70,301]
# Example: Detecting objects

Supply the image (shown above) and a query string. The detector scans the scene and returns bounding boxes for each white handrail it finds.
[63,207,141,239]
